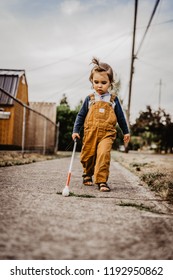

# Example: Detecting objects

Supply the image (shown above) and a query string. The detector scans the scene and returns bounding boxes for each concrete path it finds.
[0,153,173,260]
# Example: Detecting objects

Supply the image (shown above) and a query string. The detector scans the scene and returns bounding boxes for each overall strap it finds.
[110,93,117,103]
[109,93,117,108]
[88,92,117,108]
[88,93,95,108]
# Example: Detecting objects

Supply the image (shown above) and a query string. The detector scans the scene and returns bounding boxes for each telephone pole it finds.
[158,79,162,109]
[127,0,138,126]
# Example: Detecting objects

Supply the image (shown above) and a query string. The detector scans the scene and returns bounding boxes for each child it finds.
[72,57,130,192]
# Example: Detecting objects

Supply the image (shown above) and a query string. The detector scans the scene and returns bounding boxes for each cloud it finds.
[60,0,82,15]
[0,0,173,122]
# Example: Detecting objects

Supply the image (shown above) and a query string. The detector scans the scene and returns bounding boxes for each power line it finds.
[42,70,88,102]
[138,58,173,76]
[26,16,171,74]
[152,18,173,26]
[27,32,131,72]
[39,35,131,102]
[136,0,161,56]
[0,87,57,126]
[127,0,162,124]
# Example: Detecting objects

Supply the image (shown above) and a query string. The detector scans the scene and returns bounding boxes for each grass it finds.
[0,159,36,167]
[130,162,148,168]
[56,191,96,198]
[118,201,163,214]
[0,151,68,167]
[141,172,173,203]
[140,171,166,187]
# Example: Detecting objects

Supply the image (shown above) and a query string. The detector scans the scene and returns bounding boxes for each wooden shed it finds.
[0,69,29,149]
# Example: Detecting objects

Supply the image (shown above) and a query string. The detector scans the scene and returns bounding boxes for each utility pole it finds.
[127,0,138,126]
[158,79,162,109]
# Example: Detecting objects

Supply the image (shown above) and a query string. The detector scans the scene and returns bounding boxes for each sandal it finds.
[83,174,93,186]
[98,182,110,192]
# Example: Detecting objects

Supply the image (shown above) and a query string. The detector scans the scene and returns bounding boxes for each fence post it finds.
[43,118,47,155]
[22,106,26,157]
[54,122,60,154]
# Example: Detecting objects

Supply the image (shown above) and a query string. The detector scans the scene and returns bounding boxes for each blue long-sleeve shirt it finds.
[73,94,129,135]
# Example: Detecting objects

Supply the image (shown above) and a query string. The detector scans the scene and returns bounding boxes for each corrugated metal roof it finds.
[0,69,26,105]
[0,69,25,77]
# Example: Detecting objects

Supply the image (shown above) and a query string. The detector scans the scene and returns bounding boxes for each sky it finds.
[0,0,173,123]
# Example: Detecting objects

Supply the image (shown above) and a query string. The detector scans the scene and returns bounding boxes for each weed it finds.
[119,201,153,212]
[56,191,96,198]
[69,192,96,198]
[130,162,148,168]
[140,172,165,186]
[140,171,173,203]
[166,181,173,203]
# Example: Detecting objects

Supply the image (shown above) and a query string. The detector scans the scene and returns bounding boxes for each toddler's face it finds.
[92,72,111,95]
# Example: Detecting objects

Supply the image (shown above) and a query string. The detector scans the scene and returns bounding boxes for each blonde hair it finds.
[89,57,115,87]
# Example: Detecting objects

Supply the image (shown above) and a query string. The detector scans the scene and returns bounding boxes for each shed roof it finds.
[0,69,27,105]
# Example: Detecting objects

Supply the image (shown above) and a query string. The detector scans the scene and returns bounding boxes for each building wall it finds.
[0,74,57,152]
[13,76,28,146]
[0,106,14,145]
[16,75,28,104]
[0,74,28,147]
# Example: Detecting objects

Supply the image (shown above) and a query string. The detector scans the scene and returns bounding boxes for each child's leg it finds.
[94,136,113,184]
[80,151,95,186]
[80,129,97,182]
[81,155,95,177]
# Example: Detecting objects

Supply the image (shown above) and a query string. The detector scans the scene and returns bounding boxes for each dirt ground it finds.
[112,150,173,204]
[113,150,173,176]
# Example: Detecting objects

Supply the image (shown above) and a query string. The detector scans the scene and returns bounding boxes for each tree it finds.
[131,106,172,153]
[56,94,81,151]
[75,100,83,111]
[59,93,70,107]
[165,123,173,153]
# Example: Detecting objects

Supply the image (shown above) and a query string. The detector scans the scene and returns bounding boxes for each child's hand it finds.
[124,134,130,145]
[72,133,80,140]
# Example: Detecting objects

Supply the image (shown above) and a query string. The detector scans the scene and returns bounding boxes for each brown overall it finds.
[80,94,117,184]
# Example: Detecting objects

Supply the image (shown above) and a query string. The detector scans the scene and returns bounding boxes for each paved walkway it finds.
[0,153,173,260]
